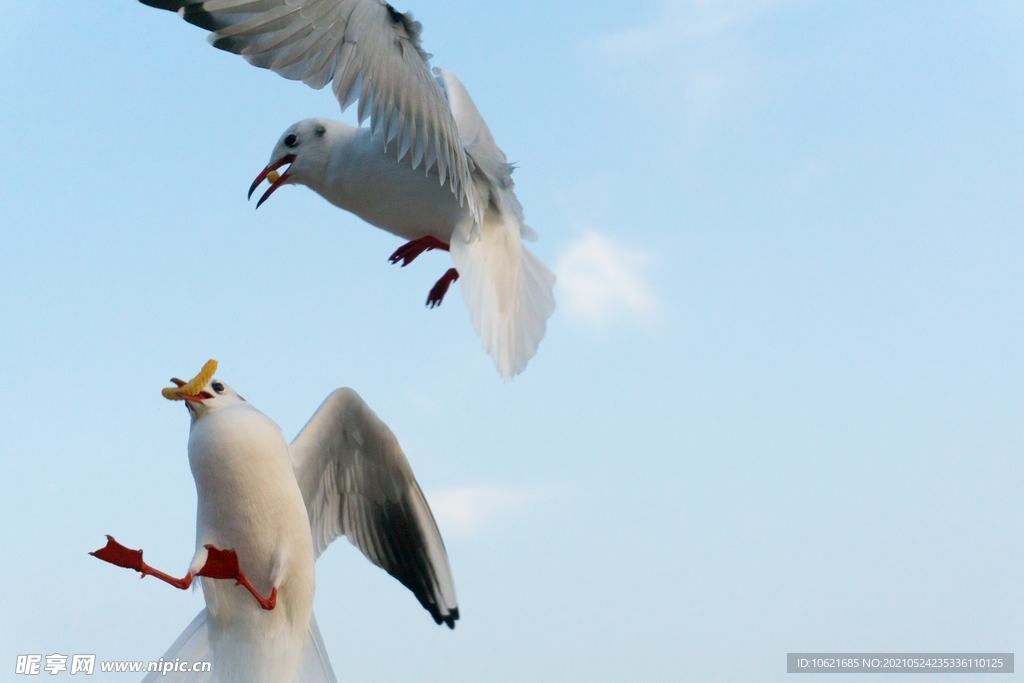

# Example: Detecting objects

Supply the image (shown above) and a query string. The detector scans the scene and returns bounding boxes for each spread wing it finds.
[141,0,481,222]
[289,388,459,628]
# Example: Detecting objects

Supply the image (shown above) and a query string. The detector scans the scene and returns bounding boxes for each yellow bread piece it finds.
[162,359,218,400]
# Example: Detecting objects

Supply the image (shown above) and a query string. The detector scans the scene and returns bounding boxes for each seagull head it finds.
[162,359,245,422]
[249,118,332,209]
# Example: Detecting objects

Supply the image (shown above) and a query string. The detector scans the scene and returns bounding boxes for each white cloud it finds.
[426,485,537,536]
[556,231,658,323]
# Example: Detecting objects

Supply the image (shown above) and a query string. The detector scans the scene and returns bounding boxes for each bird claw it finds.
[388,236,450,267]
[427,268,459,308]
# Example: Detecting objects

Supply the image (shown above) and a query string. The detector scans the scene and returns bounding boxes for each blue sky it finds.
[2,1,1023,680]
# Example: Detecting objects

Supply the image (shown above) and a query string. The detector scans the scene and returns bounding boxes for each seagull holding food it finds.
[91,360,458,683]
[140,0,557,380]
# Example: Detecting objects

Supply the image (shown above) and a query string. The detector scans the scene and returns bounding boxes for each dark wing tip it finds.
[383,4,429,62]
[138,0,232,31]
[374,498,458,629]
[182,5,226,31]
[428,603,459,629]
[139,0,185,10]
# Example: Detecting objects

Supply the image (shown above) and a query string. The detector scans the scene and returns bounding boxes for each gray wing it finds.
[141,0,480,222]
[289,388,459,628]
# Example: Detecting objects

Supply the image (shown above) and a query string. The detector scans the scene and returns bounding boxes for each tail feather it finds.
[139,609,336,683]
[292,613,338,683]
[450,212,556,380]
[433,67,555,378]
[140,610,214,682]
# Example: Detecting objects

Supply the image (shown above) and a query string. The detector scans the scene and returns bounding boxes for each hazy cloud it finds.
[427,485,538,536]
[557,231,658,323]
[593,0,781,123]
[598,0,778,61]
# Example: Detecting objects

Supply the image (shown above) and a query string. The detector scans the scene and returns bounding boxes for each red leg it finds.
[198,545,277,611]
[388,236,450,267]
[427,268,460,308]
[90,537,276,610]
[90,535,192,590]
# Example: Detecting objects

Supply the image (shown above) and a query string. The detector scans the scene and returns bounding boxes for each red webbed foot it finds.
[90,535,144,571]
[198,545,277,611]
[90,535,192,590]
[427,268,460,308]
[90,538,275,609]
[388,236,450,267]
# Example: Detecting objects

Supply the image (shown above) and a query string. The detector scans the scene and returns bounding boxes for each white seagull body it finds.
[93,365,457,683]
[141,0,557,379]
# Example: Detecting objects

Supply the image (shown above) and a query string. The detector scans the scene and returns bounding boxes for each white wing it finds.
[289,388,459,627]
[433,67,525,236]
[436,69,557,379]
[141,0,481,222]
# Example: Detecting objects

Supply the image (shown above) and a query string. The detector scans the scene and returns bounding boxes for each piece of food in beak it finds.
[163,360,218,401]
[248,154,296,205]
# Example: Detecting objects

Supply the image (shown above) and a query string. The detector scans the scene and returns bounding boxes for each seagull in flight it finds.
[91,360,458,683]
[141,0,557,380]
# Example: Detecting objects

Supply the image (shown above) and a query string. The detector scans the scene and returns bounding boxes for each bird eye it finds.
[284,133,298,148]
[315,124,326,137]
[211,381,225,394]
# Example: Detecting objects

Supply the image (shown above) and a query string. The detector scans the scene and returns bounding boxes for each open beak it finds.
[249,154,296,209]
[169,377,213,404]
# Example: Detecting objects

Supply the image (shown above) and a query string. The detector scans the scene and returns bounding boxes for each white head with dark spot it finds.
[249,118,333,208]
